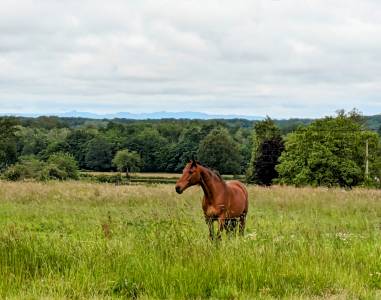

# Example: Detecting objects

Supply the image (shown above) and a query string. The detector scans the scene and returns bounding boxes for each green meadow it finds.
[0,181,380,299]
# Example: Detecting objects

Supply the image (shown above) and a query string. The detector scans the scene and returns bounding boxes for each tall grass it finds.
[0,181,380,299]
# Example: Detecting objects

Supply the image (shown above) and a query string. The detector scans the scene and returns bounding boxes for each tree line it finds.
[0,109,380,187]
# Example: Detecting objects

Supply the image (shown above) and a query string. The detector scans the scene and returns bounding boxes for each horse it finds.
[175,159,249,240]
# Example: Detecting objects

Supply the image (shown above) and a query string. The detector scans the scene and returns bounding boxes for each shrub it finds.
[1,153,79,181]
[47,152,79,180]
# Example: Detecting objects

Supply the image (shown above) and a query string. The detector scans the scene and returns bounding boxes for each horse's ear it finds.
[191,155,197,167]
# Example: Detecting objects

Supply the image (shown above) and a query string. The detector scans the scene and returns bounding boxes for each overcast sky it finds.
[0,0,380,118]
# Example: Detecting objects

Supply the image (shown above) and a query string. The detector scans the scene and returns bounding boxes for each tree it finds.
[124,128,167,172]
[165,126,204,172]
[0,117,18,170]
[16,127,49,157]
[112,149,142,177]
[85,136,114,171]
[65,129,96,168]
[198,127,242,174]
[246,118,284,185]
[45,152,79,180]
[234,128,253,174]
[276,110,380,187]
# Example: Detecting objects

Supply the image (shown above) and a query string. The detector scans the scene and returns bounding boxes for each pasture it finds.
[0,181,380,299]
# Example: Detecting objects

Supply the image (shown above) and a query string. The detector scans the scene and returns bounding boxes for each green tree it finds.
[198,127,242,174]
[234,128,253,173]
[45,152,79,180]
[276,111,380,187]
[65,129,96,168]
[0,117,18,170]
[246,118,284,185]
[112,149,142,177]
[124,128,167,172]
[85,136,114,171]
[16,127,49,157]
[165,127,204,172]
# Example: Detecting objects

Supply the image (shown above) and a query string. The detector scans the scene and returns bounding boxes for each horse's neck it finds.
[199,167,225,202]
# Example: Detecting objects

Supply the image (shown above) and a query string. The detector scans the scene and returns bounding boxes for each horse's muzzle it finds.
[175,186,183,194]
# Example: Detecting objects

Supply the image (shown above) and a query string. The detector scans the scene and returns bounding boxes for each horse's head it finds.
[175,159,201,194]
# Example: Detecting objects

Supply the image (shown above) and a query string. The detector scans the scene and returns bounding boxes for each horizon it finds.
[0,108,378,121]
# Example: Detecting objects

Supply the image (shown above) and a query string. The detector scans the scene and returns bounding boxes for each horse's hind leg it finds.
[216,216,225,240]
[239,213,246,236]
[205,217,215,240]
[224,219,237,238]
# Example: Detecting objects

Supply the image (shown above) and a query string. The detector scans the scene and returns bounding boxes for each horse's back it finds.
[227,180,248,197]
[226,180,249,216]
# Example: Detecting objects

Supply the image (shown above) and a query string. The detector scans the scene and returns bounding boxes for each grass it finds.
[0,181,380,299]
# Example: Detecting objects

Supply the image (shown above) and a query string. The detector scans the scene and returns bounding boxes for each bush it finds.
[1,153,79,181]
[2,164,26,181]
[47,153,79,180]
[2,156,44,181]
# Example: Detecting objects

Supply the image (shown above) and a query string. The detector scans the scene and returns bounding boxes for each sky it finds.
[0,0,380,118]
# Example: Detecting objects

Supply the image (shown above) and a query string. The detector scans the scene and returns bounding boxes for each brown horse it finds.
[175,159,248,239]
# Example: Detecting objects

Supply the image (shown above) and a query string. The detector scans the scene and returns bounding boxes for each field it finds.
[80,172,245,185]
[0,181,380,299]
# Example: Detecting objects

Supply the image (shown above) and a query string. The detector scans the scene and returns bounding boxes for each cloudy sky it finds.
[0,0,380,118]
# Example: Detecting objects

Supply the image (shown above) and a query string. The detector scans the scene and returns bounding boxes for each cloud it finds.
[0,0,380,118]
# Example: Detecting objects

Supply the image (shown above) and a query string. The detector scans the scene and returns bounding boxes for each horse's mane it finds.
[197,162,223,181]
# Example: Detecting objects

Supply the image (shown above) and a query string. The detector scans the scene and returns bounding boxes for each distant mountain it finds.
[4,110,265,121]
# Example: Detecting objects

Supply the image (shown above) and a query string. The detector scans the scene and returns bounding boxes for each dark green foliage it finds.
[251,137,284,185]
[246,118,284,185]
[65,130,96,168]
[364,114,381,131]
[124,128,167,172]
[17,128,49,157]
[2,113,381,184]
[0,117,18,170]
[167,127,205,172]
[274,118,314,135]
[198,127,242,174]
[85,136,114,171]
[276,111,381,187]
[17,116,67,129]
